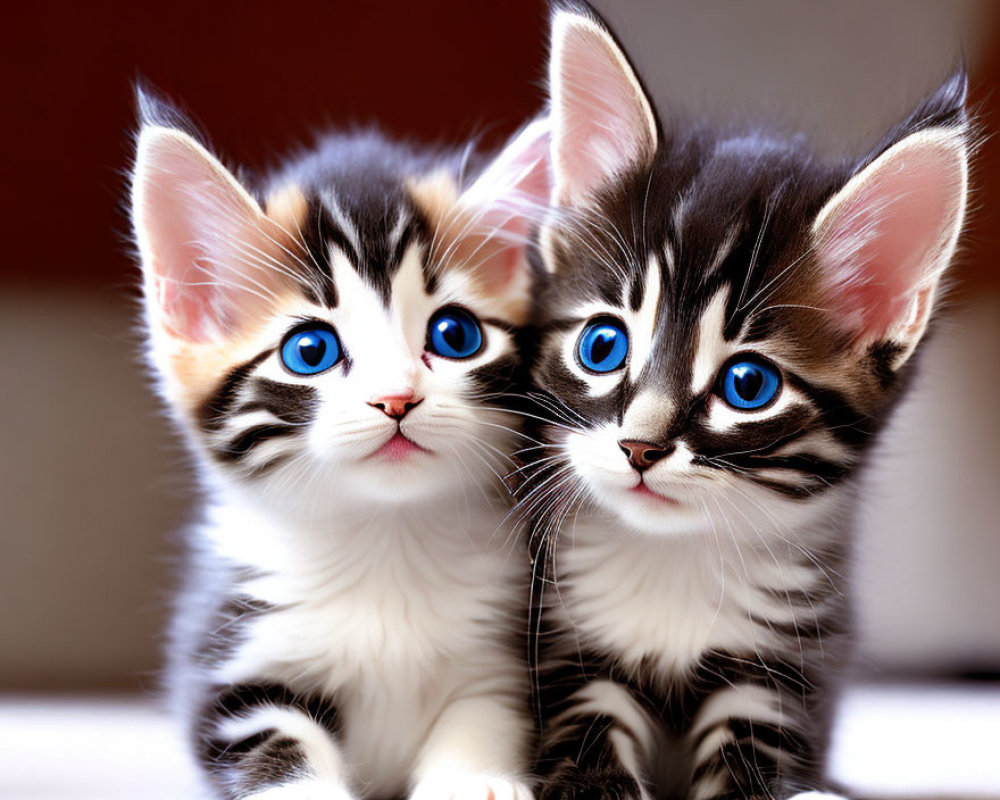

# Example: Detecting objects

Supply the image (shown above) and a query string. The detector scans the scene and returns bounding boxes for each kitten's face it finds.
[132,103,549,515]
[191,220,523,508]
[535,173,855,537]
[528,10,968,540]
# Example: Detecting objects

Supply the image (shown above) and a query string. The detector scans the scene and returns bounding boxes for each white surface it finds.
[831,684,1000,798]
[1,684,999,799]
[0,696,201,799]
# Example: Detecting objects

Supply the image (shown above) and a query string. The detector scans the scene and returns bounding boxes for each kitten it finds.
[523,5,969,800]
[130,88,549,800]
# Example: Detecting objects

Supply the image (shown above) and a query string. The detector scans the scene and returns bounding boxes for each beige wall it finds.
[0,291,191,689]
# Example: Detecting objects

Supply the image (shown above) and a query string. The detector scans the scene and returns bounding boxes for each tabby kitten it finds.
[131,89,549,800]
[525,6,969,800]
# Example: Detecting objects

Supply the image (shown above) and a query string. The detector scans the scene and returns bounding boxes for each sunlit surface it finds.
[2,684,998,799]
[830,683,1000,798]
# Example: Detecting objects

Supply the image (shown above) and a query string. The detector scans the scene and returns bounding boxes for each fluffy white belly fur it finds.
[205,498,529,796]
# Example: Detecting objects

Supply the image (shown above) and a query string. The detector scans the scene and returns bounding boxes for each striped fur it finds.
[524,5,970,800]
[132,89,548,799]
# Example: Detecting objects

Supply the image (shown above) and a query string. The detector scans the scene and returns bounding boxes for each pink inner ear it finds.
[816,137,964,341]
[551,14,655,206]
[461,120,551,293]
[151,270,217,341]
[135,129,279,342]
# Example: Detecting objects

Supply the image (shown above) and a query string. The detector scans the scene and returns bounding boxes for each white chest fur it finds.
[550,514,830,676]
[204,497,528,795]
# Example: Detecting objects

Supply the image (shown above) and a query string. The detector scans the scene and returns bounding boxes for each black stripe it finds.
[199,682,342,797]
[218,424,296,463]
[539,767,645,800]
[745,474,826,499]
[205,682,343,738]
[691,653,814,700]
[390,221,415,274]
[785,374,872,448]
[240,378,317,425]
[692,738,781,797]
[469,353,521,396]
[198,350,273,432]
[728,717,810,756]
[206,730,308,795]
[537,710,645,799]
[320,216,360,273]
[195,594,273,668]
[246,454,294,478]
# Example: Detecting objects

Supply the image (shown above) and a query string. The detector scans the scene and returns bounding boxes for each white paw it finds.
[410,773,533,800]
[244,779,355,800]
[786,793,849,800]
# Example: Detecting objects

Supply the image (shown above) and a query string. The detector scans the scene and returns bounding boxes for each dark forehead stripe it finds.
[318,192,427,306]
[271,131,469,308]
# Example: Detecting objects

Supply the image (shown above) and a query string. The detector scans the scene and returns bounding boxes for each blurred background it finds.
[1,0,998,796]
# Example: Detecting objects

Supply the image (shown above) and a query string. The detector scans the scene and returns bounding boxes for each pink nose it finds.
[368,393,423,420]
[618,439,674,471]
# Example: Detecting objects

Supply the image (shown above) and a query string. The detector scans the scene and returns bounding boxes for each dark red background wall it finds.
[2,0,546,286]
[2,0,996,290]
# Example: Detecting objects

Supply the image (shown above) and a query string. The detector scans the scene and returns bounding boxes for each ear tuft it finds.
[134,81,204,144]
[548,7,658,207]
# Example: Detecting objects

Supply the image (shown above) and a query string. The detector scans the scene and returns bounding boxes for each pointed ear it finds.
[409,119,550,323]
[548,7,658,207]
[457,118,551,294]
[132,124,296,343]
[812,119,968,364]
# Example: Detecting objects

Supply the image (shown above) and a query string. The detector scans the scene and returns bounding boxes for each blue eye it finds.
[721,357,781,410]
[577,319,629,373]
[427,307,483,359]
[281,324,342,375]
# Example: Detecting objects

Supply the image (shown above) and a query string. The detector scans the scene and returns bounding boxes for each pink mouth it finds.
[630,481,679,505]
[371,432,428,462]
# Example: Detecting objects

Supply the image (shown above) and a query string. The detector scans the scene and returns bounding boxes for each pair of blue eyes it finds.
[280,308,483,376]
[575,319,781,410]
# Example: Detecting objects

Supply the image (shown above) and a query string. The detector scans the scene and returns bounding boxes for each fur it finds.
[131,87,550,800]
[523,5,970,800]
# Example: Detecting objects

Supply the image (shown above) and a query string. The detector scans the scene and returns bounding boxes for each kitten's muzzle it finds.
[618,439,674,472]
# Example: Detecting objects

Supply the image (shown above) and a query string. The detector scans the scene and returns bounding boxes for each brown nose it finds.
[369,393,423,420]
[618,440,674,472]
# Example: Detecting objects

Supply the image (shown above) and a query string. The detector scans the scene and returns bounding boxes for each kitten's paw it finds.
[410,773,533,800]
[539,770,647,800]
[244,779,355,800]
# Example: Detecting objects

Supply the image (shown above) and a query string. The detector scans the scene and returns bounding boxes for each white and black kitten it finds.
[131,89,549,800]
[524,5,969,800]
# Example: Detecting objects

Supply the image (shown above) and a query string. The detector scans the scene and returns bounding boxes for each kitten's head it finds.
[527,7,969,539]
[131,89,549,516]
